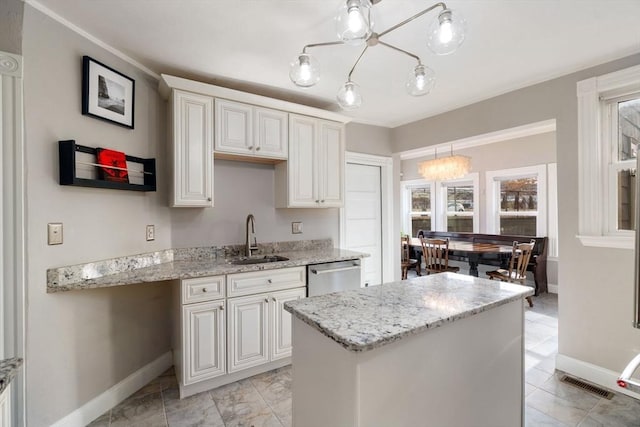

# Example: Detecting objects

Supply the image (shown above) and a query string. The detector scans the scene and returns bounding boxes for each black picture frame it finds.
[82,56,135,129]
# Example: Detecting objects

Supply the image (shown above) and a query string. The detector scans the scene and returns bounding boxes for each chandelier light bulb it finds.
[336,0,373,45]
[337,81,362,110]
[289,53,320,87]
[426,8,467,55]
[406,64,435,96]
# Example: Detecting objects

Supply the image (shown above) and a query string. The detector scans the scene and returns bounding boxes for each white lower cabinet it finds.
[176,267,306,397]
[0,383,10,427]
[182,300,226,385]
[228,287,306,373]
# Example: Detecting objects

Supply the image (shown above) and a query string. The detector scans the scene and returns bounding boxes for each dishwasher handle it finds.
[618,353,640,392]
[310,264,360,275]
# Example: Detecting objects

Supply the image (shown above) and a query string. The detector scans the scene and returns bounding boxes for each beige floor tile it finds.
[538,374,600,412]
[526,404,572,426]
[110,391,167,427]
[164,388,224,427]
[527,389,590,426]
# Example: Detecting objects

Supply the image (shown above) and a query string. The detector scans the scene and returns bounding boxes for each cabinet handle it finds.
[315,200,319,203]
[267,279,272,284]
[207,197,212,202]
[202,288,207,293]
[264,298,269,303]
[256,146,261,151]
[272,297,276,302]
[321,200,325,203]
[248,145,254,150]
[220,304,224,310]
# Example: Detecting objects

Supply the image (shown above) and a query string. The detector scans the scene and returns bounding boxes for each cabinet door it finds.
[318,120,345,207]
[228,294,269,373]
[172,90,214,207]
[215,99,253,155]
[255,107,288,159]
[183,300,226,385]
[271,287,306,360]
[288,114,318,207]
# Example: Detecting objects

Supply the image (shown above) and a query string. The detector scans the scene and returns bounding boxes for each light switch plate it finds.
[48,223,63,245]
[146,225,155,241]
[292,222,303,234]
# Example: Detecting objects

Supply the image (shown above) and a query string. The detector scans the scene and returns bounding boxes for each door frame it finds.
[0,50,26,426]
[340,152,394,285]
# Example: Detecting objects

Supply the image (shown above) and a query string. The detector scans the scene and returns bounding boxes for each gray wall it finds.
[345,122,392,156]
[0,0,23,54]
[23,6,173,426]
[393,53,640,381]
[170,159,340,247]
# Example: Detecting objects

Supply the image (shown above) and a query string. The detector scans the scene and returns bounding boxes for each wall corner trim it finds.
[0,51,22,77]
[50,351,173,427]
[555,353,640,400]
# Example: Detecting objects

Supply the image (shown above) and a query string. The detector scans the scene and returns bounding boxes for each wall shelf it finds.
[58,140,157,192]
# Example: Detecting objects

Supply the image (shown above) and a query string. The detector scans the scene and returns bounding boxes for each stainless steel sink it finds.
[229,255,289,265]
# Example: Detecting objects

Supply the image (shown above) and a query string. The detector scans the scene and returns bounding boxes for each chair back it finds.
[421,238,451,273]
[401,235,411,264]
[507,240,536,283]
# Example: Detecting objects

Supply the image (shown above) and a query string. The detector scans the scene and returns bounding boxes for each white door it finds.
[254,107,288,159]
[288,114,318,207]
[318,120,345,207]
[271,287,305,361]
[228,294,269,373]
[183,300,226,385]
[214,99,253,154]
[344,163,383,287]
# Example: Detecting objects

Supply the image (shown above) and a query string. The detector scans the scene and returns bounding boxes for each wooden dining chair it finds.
[421,237,460,275]
[401,235,420,280]
[486,240,535,307]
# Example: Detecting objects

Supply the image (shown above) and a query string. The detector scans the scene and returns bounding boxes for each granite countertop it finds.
[0,358,23,394]
[47,239,368,293]
[284,272,534,353]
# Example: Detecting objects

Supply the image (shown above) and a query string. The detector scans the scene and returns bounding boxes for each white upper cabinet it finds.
[276,114,345,208]
[170,90,214,207]
[215,99,287,160]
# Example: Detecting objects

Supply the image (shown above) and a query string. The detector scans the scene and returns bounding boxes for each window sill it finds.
[576,234,634,249]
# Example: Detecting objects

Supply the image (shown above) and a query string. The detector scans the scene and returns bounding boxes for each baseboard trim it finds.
[556,353,640,400]
[547,284,558,294]
[51,351,173,427]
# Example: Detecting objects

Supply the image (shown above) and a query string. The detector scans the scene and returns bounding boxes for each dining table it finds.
[409,237,514,277]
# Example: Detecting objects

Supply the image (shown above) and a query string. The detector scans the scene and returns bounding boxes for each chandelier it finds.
[418,147,470,181]
[289,0,467,110]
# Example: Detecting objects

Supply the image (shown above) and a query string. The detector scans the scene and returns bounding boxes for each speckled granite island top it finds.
[47,239,368,293]
[0,357,23,394]
[284,272,534,352]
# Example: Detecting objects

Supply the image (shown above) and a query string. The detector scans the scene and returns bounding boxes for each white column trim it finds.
[0,49,26,426]
[340,151,394,285]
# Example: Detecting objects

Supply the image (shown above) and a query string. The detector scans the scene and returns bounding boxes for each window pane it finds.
[618,169,636,231]
[446,185,473,232]
[498,177,537,235]
[618,98,640,161]
[410,187,431,236]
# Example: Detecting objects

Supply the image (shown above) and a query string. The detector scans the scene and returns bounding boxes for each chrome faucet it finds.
[245,214,258,256]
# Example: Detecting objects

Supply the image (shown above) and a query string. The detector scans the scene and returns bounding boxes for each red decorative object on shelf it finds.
[96,148,129,183]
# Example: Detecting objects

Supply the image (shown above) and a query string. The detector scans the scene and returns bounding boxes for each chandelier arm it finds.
[377,41,422,64]
[347,45,369,81]
[302,41,346,54]
[377,2,447,38]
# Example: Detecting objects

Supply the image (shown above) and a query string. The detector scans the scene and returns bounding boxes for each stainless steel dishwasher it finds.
[307,259,362,296]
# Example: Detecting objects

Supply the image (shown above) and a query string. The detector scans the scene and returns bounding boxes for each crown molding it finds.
[25,0,159,80]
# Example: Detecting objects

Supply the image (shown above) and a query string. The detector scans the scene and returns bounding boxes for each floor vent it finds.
[559,375,614,399]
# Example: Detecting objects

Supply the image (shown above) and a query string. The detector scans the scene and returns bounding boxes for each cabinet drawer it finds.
[182,276,225,304]
[227,266,306,297]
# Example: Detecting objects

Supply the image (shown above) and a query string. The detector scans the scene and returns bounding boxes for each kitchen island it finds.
[284,272,534,427]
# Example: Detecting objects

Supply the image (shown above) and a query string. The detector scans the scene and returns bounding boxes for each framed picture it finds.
[82,56,135,129]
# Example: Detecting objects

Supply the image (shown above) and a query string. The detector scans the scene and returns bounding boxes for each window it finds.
[606,95,640,233]
[444,182,474,232]
[486,165,547,237]
[578,64,640,249]
[402,180,435,236]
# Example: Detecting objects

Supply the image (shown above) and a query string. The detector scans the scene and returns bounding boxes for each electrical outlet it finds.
[48,223,63,245]
[292,222,303,234]
[146,225,155,241]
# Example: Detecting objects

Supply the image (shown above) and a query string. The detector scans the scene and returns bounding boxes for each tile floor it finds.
[88,290,640,427]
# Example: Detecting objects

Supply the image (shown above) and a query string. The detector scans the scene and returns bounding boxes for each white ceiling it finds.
[29,0,640,127]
